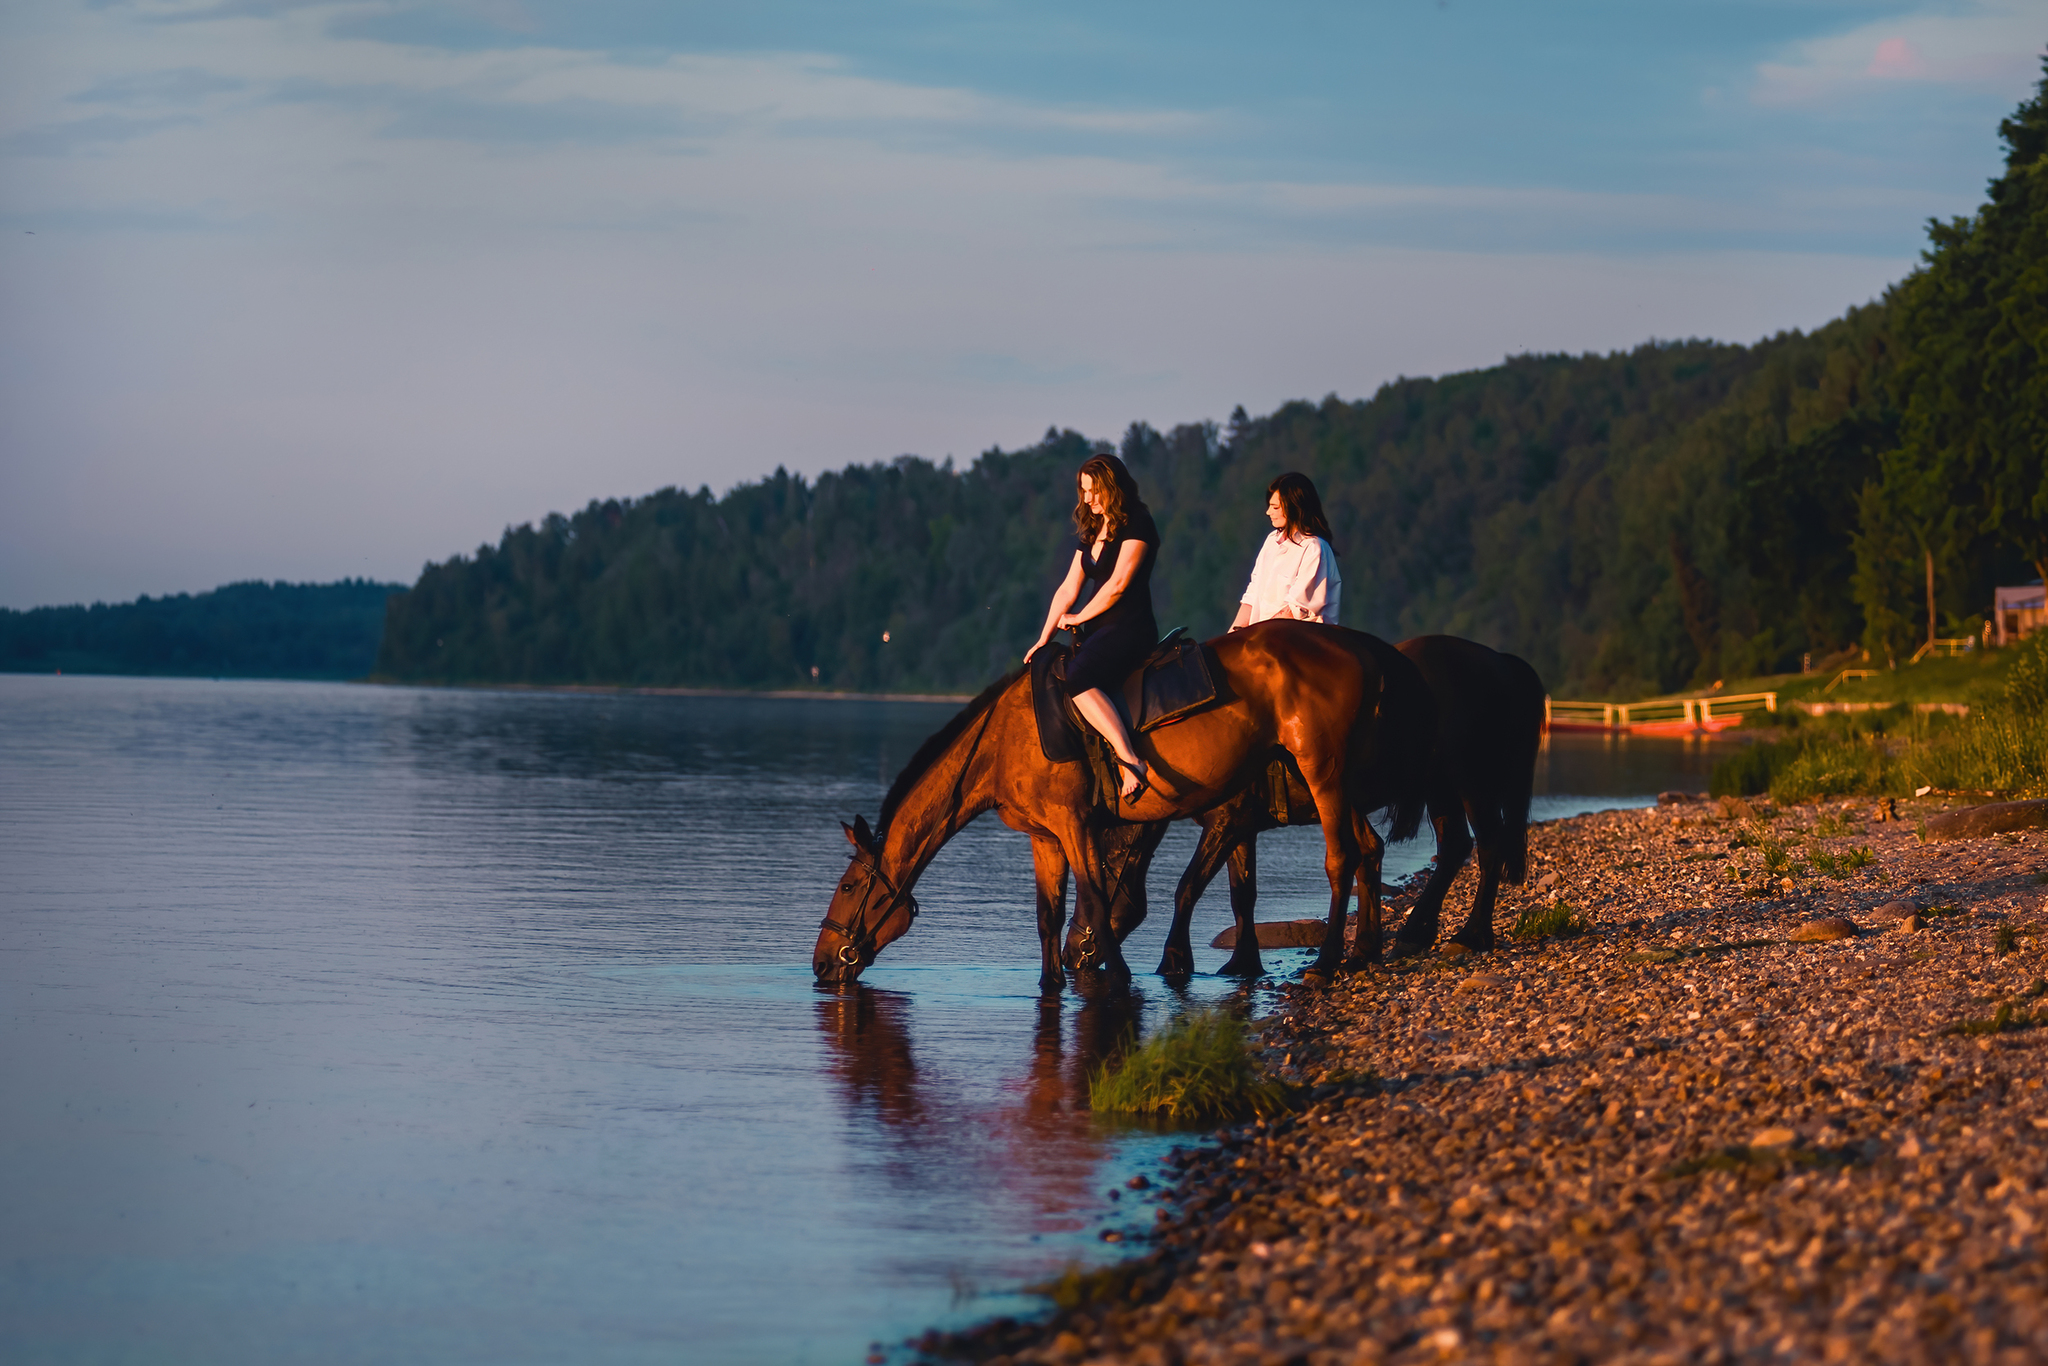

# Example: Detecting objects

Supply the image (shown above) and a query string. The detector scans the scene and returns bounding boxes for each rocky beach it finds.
[915,796,2048,1366]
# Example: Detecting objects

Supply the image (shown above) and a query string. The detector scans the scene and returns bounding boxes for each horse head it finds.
[813,814,919,985]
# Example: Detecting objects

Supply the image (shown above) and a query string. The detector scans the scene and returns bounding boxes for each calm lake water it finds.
[0,675,1717,1365]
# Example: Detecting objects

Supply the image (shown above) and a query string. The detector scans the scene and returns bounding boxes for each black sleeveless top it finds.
[1074,506,1160,635]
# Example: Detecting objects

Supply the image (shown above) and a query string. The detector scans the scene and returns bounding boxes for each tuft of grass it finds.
[1942,1001,2045,1037]
[1030,1262,1146,1311]
[1805,843,1877,879]
[1628,937,1780,966]
[1811,811,1860,838]
[1089,1009,1291,1122]
[1995,925,2018,957]
[1710,744,1776,798]
[1660,1144,1859,1181]
[1510,899,1591,940]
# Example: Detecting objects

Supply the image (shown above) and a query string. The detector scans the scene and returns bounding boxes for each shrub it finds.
[1901,710,2048,797]
[1089,1009,1290,1121]
[1710,742,1780,797]
[2007,633,2048,714]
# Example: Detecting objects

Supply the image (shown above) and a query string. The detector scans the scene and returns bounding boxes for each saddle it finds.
[1030,628,1220,812]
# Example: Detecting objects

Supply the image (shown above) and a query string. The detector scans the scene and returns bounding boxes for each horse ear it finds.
[852,814,877,851]
[842,821,863,851]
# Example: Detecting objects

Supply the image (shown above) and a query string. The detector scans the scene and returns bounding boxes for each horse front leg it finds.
[1159,810,1236,977]
[1390,801,1471,959]
[1298,769,1359,983]
[1343,814,1385,971]
[1059,820,1133,989]
[1031,836,1070,992]
[1218,838,1267,978]
[1448,803,1508,953]
[1107,820,1170,945]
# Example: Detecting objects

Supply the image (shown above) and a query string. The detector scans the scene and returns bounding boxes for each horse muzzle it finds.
[813,942,867,983]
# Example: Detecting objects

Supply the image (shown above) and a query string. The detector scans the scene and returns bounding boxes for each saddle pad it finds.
[1121,631,1220,733]
[1030,643,1088,763]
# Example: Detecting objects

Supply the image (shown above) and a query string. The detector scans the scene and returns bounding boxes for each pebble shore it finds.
[913,796,2048,1366]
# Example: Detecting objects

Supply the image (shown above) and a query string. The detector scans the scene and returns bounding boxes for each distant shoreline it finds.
[366,677,975,705]
[3,671,976,704]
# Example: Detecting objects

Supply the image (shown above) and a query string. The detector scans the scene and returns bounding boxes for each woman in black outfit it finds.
[1025,453,1159,801]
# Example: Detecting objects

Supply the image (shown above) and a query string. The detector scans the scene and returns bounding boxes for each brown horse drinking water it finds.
[812,618,1430,989]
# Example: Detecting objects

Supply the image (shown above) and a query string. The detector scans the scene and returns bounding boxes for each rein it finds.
[819,850,919,965]
[821,700,999,966]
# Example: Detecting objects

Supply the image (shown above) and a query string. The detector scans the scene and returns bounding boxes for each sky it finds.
[0,1,2041,608]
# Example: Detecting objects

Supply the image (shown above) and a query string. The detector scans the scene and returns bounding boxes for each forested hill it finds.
[377,65,2046,701]
[374,338,1826,697]
[0,580,403,679]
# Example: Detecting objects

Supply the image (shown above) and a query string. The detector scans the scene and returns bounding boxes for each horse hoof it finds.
[1385,937,1433,962]
[1300,965,1336,986]
[1339,956,1381,975]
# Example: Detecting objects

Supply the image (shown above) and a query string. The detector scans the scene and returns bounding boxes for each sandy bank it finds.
[917,798,2048,1365]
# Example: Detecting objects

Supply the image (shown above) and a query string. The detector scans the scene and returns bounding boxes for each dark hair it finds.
[1267,472,1336,552]
[1074,453,1145,541]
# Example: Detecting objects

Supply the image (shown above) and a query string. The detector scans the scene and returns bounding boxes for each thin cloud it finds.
[6,111,199,155]
[70,67,248,105]
[1752,0,2042,106]
[266,76,723,146]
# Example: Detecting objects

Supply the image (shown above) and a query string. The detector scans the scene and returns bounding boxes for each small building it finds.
[1993,581,2046,645]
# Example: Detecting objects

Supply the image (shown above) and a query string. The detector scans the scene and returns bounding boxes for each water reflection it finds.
[815,982,1171,1236]
[0,675,1727,1366]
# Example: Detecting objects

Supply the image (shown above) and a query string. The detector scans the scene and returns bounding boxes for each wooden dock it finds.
[1544,691,1777,736]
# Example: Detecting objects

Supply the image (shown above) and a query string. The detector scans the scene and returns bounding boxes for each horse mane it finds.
[877,665,1027,835]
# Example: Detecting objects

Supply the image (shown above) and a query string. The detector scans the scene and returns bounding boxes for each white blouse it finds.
[1241,531,1341,625]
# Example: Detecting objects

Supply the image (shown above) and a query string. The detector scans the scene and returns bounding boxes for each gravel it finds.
[914,797,2048,1366]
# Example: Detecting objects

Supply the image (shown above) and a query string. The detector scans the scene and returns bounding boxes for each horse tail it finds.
[1381,643,1434,845]
[1498,652,1546,884]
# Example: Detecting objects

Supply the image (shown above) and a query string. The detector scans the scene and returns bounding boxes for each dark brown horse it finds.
[1134,633,1544,975]
[812,619,1429,989]
[1385,635,1546,955]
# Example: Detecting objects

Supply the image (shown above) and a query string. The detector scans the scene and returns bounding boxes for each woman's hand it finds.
[1056,612,1086,630]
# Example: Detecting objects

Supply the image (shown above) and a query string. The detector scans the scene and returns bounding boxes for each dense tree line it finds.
[0,579,402,679]
[1857,60,2048,665]
[374,65,2042,699]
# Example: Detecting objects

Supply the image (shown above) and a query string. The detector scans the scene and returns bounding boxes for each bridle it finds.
[819,846,919,967]
[818,696,994,969]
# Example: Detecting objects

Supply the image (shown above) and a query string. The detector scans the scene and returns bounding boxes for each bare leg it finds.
[1071,688,1146,800]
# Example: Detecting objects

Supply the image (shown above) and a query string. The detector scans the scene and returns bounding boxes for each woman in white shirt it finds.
[1231,471,1341,628]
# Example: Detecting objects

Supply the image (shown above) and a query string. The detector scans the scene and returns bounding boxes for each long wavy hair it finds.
[1073,453,1146,542]
[1267,471,1337,553]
